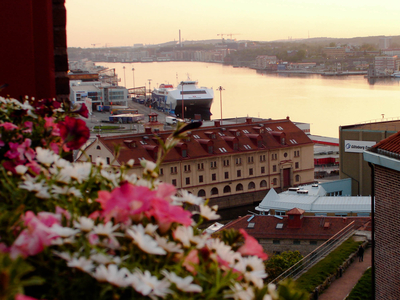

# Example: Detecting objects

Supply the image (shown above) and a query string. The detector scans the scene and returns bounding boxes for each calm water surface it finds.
[101,62,400,138]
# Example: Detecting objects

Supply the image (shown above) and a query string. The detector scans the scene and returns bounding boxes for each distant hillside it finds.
[270,35,400,46]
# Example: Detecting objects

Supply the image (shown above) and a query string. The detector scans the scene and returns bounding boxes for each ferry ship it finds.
[153,81,214,120]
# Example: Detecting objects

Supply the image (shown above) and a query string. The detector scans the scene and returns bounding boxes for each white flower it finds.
[207,238,241,265]
[67,256,95,273]
[135,178,153,188]
[154,234,183,253]
[129,269,171,298]
[122,173,138,184]
[91,264,131,287]
[50,224,79,238]
[127,159,135,167]
[234,256,267,288]
[173,189,204,206]
[161,270,202,293]
[90,253,121,265]
[57,163,91,184]
[193,204,220,220]
[73,216,95,232]
[95,157,108,168]
[126,224,166,255]
[173,226,208,249]
[224,283,254,300]
[92,222,120,238]
[35,147,56,166]
[100,170,119,186]
[53,251,72,261]
[51,186,83,198]
[15,165,28,175]
[144,223,159,235]
[53,156,71,169]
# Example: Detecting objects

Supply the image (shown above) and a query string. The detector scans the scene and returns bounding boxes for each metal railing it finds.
[271,221,356,284]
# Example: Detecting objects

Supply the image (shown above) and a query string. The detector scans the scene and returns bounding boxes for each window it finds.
[233,143,239,151]
[260,180,267,187]
[237,170,242,177]
[212,173,217,181]
[223,159,230,167]
[284,152,288,158]
[236,183,243,191]
[160,168,164,175]
[106,157,110,164]
[248,156,254,163]
[184,165,191,172]
[208,145,213,154]
[295,162,299,169]
[248,182,255,189]
[96,145,101,150]
[198,189,206,197]
[310,241,317,245]
[172,179,177,186]
[272,153,277,160]
[249,168,253,176]
[182,149,187,158]
[224,172,229,179]
[261,166,265,174]
[198,163,204,170]
[260,155,266,162]
[295,174,300,182]
[273,240,280,245]
[235,158,242,165]
[199,175,204,183]
[273,165,277,172]
[275,210,285,216]
[170,166,177,174]
[89,155,92,162]
[185,177,190,185]
[223,186,231,193]
[293,240,301,245]
[273,178,278,185]
[210,161,217,169]
[294,150,300,157]
[211,187,219,195]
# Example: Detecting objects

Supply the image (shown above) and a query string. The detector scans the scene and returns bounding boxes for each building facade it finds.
[256,56,278,69]
[364,131,400,300]
[78,117,315,211]
[374,56,398,75]
[339,120,400,196]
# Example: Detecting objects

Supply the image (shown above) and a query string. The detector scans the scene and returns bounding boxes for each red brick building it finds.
[364,132,400,300]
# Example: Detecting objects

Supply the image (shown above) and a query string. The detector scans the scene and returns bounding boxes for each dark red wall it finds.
[0,0,56,100]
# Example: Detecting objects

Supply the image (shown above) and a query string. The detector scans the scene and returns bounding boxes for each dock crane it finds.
[91,43,101,47]
[217,33,240,44]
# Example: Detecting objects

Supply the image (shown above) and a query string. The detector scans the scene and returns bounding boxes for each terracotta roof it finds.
[287,208,305,215]
[222,214,371,240]
[93,118,313,166]
[371,131,400,155]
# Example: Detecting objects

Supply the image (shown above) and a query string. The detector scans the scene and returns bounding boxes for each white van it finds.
[166,116,177,125]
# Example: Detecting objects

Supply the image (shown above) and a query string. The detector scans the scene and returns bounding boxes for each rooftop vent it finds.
[297,190,309,194]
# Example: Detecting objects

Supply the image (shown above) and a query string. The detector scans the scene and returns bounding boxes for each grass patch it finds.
[295,238,362,293]
[92,125,121,130]
[346,267,372,300]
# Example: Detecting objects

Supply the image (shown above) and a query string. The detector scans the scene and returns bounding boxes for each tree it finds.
[264,251,303,283]
[329,42,336,47]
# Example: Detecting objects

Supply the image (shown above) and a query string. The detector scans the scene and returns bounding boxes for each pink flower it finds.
[9,211,60,258]
[44,117,60,136]
[155,183,177,203]
[147,198,192,232]
[15,294,43,300]
[72,103,89,118]
[96,182,153,223]
[57,116,90,150]
[183,249,199,274]
[0,122,18,130]
[23,121,33,133]
[238,229,268,260]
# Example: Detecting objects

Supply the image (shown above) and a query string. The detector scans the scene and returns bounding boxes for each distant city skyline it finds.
[65,0,400,48]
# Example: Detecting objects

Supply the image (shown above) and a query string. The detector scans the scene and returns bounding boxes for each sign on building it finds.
[344,140,376,153]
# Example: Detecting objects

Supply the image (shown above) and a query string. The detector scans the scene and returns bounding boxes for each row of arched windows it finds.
[198,180,268,197]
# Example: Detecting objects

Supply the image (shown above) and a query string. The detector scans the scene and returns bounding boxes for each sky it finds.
[65,0,400,48]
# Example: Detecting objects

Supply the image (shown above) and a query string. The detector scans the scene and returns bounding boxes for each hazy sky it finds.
[66,0,400,48]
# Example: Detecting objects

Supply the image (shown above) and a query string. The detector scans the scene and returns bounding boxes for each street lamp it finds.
[132,68,135,89]
[217,86,225,125]
[123,66,126,87]
[148,79,152,112]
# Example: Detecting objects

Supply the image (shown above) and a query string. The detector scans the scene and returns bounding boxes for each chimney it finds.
[246,117,252,124]
[214,120,221,127]
[145,127,152,134]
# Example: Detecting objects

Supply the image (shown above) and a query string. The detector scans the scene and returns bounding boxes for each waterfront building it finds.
[339,120,400,196]
[78,116,315,212]
[363,132,400,300]
[220,212,370,255]
[374,55,398,75]
[256,55,278,69]
[255,179,370,217]
[323,47,347,59]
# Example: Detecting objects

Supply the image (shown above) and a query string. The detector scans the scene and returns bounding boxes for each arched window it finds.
[260,180,267,188]
[236,183,243,191]
[198,189,206,197]
[96,145,101,150]
[211,187,219,195]
[223,185,231,193]
[248,182,255,190]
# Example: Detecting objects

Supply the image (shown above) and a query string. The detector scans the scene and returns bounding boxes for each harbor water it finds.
[100,61,400,138]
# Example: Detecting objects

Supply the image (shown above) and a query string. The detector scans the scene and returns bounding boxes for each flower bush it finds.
[0,96,282,300]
